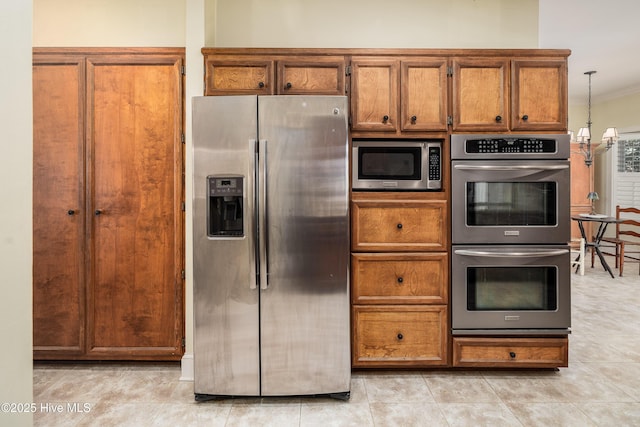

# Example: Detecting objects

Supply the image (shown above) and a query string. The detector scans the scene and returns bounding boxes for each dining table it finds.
[571,214,623,278]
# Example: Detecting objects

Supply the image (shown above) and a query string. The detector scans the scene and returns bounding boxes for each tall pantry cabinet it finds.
[32,49,185,360]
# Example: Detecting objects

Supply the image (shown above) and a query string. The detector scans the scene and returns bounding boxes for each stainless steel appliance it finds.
[451,245,571,334]
[451,134,570,244]
[451,134,571,335]
[192,95,350,400]
[352,139,442,191]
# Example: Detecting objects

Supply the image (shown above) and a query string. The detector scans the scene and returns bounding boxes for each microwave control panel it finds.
[428,144,441,183]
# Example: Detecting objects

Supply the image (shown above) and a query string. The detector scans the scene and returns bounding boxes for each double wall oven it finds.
[451,134,571,335]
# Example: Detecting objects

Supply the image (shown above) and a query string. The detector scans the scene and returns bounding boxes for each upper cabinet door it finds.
[511,59,567,131]
[276,56,345,95]
[452,58,509,132]
[205,57,274,95]
[350,58,399,133]
[400,59,448,131]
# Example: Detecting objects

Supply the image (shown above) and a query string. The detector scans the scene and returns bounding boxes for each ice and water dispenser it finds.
[207,176,244,237]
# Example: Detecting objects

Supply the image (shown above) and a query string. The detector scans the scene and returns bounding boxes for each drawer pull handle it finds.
[258,81,265,88]
[397,277,403,283]
[509,351,516,359]
[396,223,403,229]
[383,115,389,123]
[522,114,529,121]
[285,82,292,89]
[495,115,502,122]
[397,333,403,340]
[411,115,417,123]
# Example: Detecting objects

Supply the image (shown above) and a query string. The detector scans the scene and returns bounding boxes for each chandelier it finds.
[573,70,618,168]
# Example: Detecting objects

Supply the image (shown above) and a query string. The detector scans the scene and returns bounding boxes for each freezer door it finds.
[192,96,260,396]
[258,96,351,396]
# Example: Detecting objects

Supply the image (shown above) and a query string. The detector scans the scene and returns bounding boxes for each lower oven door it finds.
[451,245,571,334]
[451,160,570,244]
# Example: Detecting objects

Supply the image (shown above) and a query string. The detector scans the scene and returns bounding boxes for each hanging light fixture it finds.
[574,70,619,168]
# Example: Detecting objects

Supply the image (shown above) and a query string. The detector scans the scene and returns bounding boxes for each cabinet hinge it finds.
[181,337,186,349]
[181,65,186,75]
[181,202,186,212]
[345,65,351,76]
[447,115,453,126]
[181,133,185,144]
[181,269,185,279]
[447,66,453,76]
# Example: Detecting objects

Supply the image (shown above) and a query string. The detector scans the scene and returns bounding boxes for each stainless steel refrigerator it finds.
[192,95,351,400]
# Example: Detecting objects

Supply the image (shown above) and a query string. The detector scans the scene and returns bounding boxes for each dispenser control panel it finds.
[207,176,244,237]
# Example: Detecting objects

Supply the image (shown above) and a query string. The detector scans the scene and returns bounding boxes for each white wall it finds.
[210,0,538,48]
[0,2,33,426]
[33,0,186,46]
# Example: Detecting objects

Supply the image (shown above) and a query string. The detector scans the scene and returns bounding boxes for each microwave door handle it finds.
[453,165,569,171]
[454,249,569,258]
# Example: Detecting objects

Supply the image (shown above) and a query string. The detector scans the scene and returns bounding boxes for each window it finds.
[612,133,640,209]
[618,139,640,172]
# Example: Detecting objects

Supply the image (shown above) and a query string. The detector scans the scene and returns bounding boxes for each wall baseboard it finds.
[180,353,194,381]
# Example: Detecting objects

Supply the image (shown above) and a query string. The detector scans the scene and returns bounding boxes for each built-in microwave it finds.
[352,140,442,191]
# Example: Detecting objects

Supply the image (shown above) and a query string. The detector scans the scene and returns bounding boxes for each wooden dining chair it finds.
[600,206,640,276]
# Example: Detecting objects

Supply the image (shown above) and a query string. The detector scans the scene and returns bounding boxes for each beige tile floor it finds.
[34,256,640,426]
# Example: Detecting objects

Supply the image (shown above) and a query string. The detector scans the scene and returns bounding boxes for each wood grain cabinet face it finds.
[452,337,569,368]
[277,57,345,95]
[352,305,448,367]
[452,58,510,132]
[400,60,448,131]
[351,253,448,305]
[350,58,399,132]
[351,198,448,252]
[205,57,274,95]
[511,59,567,131]
[33,50,185,361]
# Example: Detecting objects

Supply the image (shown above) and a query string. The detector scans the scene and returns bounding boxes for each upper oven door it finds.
[452,159,570,244]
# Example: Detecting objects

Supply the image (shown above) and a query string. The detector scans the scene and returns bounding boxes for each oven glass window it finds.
[467,267,557,311]
[359,147,421,180]
[466,182,557,226]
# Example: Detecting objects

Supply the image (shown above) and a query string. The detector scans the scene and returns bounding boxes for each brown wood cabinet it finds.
[350,57,448,134]
[570,142,594,242]
[353,305,448,366]
[452,337,569,368]
[351,192,449,368]
[33,49,185,361]
[204,54,346,95]
[452,57,567,132]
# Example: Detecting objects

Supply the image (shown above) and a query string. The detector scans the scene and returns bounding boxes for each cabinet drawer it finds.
[277,57,345,95]
[351,199,447,252]
[352,305,447,367]
[351,253,448,304]
[452,337,568,368]
[205,57,274,95]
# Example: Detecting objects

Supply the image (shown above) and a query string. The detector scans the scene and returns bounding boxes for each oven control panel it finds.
[466,138,557,154]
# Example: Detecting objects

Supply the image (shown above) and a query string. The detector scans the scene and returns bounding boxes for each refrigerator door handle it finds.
[249,138,258,290]
[258,139,269,290]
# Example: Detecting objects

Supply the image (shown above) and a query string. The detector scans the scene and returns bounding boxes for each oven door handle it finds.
[454,249,569,258]
[453,165,569,171]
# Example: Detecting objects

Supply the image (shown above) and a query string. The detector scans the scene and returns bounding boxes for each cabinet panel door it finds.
[511,59,567,131]
[87,55,184,359]
[352,305,448,367]
[33,57,86,357]
[401,59,448,131]
[350,58,398,132]
[277,56,345,95]
[351,199,448,252]
[205,57,274,95]
[452,58,509,132]
[351,253,448,305]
